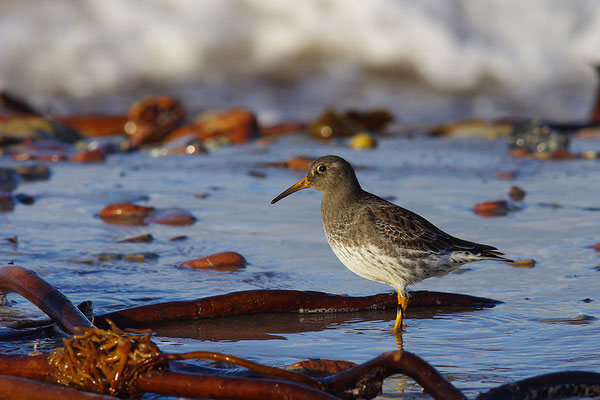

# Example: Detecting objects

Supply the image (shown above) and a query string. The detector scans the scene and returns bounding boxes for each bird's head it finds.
[271,155,360,204]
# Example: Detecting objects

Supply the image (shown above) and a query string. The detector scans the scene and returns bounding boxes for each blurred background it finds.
[1,0,599,122]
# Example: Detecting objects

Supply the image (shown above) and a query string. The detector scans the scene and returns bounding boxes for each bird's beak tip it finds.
[271,176,310,204]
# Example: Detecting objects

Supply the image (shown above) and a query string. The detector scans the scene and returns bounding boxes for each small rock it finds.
[509,186,526,201]
[144,208,196,225]
[588,243,600,252]
[0,193,14,212]
[169,235,188,241]
[122,252,159,262]
[11,164,51,181]
[473,200,510,217]
[99,203,155,218]
[118,233,154,243]
[99,203,155,225]
[14,193,34,205]
[307,108,362,139]
[126,95,185,147]
[165,108,259,145]
[350,133,377,150]
[510,259,536,268]
[94,253,123,261]
[0,168,21,192]
[71,149,105,163]
[179,251,246,270]
[581,150,599,160]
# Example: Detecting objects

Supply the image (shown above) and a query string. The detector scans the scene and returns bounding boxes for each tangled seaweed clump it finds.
[48,320,167,397]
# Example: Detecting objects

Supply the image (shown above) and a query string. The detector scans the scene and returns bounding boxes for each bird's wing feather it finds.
[359,196,505,258]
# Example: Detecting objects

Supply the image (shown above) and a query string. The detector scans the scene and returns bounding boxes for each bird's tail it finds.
[480,248,514,263]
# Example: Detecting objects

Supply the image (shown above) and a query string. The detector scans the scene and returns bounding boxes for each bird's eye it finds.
[318,165,327,173]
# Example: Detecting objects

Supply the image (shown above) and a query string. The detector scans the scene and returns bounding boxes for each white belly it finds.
[328,240,462,297]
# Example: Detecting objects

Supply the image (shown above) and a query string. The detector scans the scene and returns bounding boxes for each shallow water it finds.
[1,133,600,398]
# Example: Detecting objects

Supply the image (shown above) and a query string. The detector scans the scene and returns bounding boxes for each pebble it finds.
[179,251,246,270]
[350,133,377,150]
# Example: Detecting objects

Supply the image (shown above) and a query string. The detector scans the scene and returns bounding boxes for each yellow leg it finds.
[392,293,408,333]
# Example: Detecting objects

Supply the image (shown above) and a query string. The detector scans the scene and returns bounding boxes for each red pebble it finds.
[180,252,246,269]
[144,208,196,225]
[71,149,105,163]
[589,243,600,252]
[99,203,154,218]
[473,200,509,217]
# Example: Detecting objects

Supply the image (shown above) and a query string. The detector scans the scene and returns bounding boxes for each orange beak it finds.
[271,176,311,204]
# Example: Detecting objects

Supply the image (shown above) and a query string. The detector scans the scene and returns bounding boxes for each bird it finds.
[271,155,512,333]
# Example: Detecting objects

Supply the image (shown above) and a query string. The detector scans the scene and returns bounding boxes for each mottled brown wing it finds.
[359,198,501,256]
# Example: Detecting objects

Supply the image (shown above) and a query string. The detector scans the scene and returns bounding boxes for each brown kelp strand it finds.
[0,375,119,400]
[323,351,467,400]
[134,371,340,400]
[163,351,325,391]
[0,265,92,334]
[1,335,600,399]
[477,371,600,400]
[96,289,501,328]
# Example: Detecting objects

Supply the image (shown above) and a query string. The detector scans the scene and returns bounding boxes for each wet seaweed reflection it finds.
[0,264,599,399]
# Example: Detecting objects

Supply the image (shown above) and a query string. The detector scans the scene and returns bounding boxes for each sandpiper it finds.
[271,155,512,333]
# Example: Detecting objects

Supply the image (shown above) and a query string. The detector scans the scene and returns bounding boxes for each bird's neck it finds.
[320,180,364,221]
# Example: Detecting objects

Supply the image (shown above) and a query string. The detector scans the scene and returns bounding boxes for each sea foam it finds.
[0,0,599,121]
